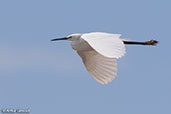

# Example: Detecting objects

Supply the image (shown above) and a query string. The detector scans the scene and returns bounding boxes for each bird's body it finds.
[71,36,92,51]
[51,32,158,84]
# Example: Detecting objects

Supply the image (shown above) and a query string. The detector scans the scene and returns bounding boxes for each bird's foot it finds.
[145,40,158,46]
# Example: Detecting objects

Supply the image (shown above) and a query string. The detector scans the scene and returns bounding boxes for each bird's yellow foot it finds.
[145,40,158,45]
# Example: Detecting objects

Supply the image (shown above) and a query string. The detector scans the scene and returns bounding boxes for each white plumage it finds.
[51,32,158,84]
[74,32,125,84]
[77,50,117,84]
[81,32,126,58]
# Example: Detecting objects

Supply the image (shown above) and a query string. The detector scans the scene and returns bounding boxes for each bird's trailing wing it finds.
[81,32,126,58]
[77,50,117,84]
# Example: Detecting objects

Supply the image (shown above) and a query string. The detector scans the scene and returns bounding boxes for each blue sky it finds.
[0,0,171,114]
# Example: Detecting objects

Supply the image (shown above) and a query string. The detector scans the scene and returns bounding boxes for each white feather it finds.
[77,50,117,84]
[81,32,126,58]
[69,32,126,84]
[120,38,131,41]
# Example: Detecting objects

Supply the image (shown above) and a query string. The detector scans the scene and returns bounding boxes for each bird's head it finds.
[51,33,82,41]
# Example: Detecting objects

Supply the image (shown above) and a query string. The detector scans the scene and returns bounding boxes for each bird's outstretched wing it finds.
[77,50,117,84]
[81,32,126,58]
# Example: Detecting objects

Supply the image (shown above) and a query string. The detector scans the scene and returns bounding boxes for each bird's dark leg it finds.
[123,40,158,46]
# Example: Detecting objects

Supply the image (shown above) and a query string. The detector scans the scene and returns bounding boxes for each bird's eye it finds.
[67,36,72,39]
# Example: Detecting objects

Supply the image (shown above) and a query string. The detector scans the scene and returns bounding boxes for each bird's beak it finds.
[51,37,68,41]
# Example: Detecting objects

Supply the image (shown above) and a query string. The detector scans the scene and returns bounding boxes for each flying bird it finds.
[51,32,158,84]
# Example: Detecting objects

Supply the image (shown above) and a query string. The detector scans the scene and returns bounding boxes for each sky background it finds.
[0,0,171,114]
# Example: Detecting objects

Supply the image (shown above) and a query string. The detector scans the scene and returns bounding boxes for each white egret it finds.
[51,32,158,84]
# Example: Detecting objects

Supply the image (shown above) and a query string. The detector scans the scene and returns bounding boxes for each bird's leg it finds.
[123,40,158,46]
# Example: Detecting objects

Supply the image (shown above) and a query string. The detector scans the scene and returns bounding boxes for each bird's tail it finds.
[120,38,131,42]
